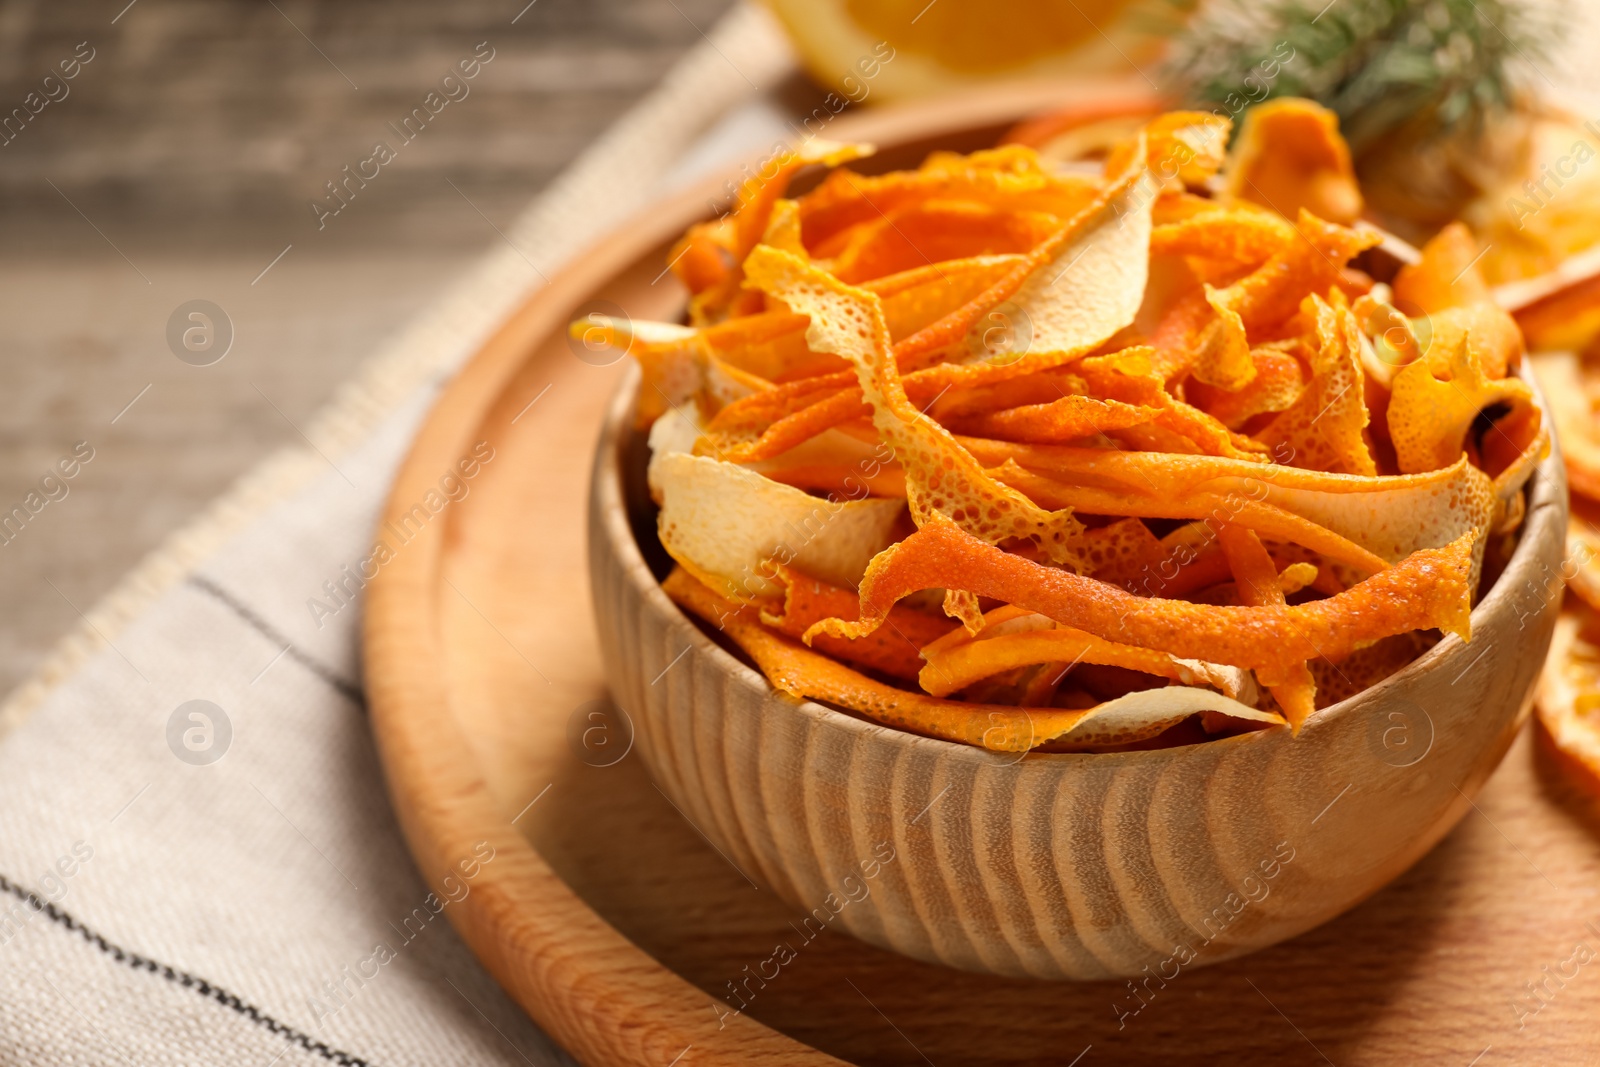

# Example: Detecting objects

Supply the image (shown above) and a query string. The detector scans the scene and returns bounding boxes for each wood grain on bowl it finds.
[365,78,1587,1066]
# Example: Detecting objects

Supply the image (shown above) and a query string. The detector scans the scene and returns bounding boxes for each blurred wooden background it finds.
[0,0,734,694]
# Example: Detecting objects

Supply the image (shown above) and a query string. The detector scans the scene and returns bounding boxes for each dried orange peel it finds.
[1224,98,1363,227]
[666,567,1282,752]
[582,102,1536,752]
[805,512,1473,674]
[1530,351,1600,503]
[760,565,954,682]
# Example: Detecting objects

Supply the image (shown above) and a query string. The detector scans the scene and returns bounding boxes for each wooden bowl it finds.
[589,371,1568,981]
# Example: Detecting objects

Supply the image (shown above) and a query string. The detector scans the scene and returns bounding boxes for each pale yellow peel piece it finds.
[573,316,700,425]
[1045,686,1285,749]
[965,140,1158,362]
[761,197,809,258]
[653,450,904,601]
[964,438,1492,566]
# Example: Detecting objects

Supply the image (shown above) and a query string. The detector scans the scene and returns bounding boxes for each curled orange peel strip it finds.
[827,201,1062,284]
[918,625,1233,699]
[1256,294,1376,475]
[1218,524,1317,730]
[664,566,1095,751]
[1384,226,1523,383]
[950,393,1162,443]
[1155,397,1271,458]
[1394,222,1492,316]
[1148,286,1216,383]
[798,144,1102,252]
[673,139,876,323]
[1195,286,1259,391]
[1204,211,1379,336]
[986,461,1390,576]
[1150,211,1296,268]
[960,437,1492,568]
[1423,303,1525,382]
[759,565,954,682]
[1389,332,1535,475]
[666,567,1282,752]
[759,197,807,259]
[1188,345,1307,429]
[742,245,1091,578]
[1121,535,1237,600]
[805,512,1474,677]
[1223,98,1363,227]
[917,603,1037,661]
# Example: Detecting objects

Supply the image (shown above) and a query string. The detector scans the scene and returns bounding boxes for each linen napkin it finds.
[0,6,794,1064]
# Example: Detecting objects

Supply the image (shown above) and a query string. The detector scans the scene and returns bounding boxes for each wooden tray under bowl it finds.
[364,82,1600,1066]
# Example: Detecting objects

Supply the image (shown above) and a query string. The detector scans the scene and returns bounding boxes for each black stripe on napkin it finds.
[186,574,365,708]
[0,871,376,1066]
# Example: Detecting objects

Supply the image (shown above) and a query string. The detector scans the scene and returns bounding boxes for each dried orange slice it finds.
[1566,516,1600,614]
[1537,606,1600,797]
[1529,351,1600,503]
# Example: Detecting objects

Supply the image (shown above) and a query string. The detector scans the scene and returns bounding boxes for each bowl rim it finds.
[594,361,1568,767]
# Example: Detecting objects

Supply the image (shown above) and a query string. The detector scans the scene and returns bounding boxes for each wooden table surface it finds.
[0,0,733,697]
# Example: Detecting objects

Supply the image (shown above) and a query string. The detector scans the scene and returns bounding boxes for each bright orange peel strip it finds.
[666,566,1095,751]
[807,512,1475,678]
[1217,524,1317,730]
[760,565,954,682]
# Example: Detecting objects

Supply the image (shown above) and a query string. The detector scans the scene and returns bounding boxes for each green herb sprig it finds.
[1160,0,1555,153]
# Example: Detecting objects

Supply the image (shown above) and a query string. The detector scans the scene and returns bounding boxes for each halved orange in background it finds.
[762,0,1168,103]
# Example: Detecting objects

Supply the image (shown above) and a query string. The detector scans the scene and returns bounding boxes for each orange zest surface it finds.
[585,102,1539,752]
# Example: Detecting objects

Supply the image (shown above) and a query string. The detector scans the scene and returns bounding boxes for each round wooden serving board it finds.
[364,82,1600,1066]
